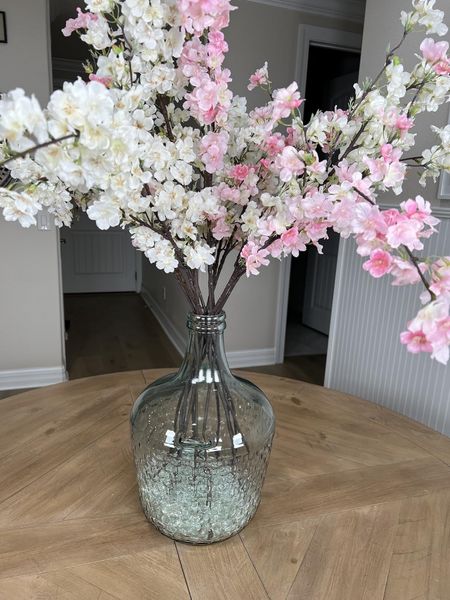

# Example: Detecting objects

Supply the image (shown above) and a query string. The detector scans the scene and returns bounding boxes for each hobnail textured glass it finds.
[130,312,275,544]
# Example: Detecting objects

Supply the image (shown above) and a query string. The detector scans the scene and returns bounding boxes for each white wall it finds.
[326,0,450,435]
[141,0,363,366]
[0,0,66,389]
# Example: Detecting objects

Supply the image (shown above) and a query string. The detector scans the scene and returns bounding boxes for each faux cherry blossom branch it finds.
[0,133,78,168]
[0,0,449,362]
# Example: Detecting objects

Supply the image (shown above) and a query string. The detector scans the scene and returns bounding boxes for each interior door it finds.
[302,64,359,335]
[60,212,137,293]
[302,231,340,335]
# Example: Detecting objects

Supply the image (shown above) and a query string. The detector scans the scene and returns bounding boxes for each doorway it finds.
[276,28,362,383]
[48,3,177,379]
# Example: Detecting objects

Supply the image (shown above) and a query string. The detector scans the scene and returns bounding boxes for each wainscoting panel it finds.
[325,212,450,436]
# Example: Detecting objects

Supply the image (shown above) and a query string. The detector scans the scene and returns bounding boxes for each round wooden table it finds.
[1,369,450,599]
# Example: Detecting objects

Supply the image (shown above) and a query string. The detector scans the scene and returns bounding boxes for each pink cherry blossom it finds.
[435,59,450,75]
[400,329,433,354]
[208,30,228,53]
[281,227,307,257]
[274,146,305,182]
[328,194,358,238]
[267,238,283,258]
[304,152,327,177]
[386,218,423,251]
[352,203,388,241]
[335,160,362,184]
[363,249,393,278]
[248,62,269,91]
[420,38,450,73]
[196,79,220,112]
[335,160,374,198]
[400,196,439,230]
[401,300,450,362]
[212,218,232,240]
[184,73,232,125]
[200,131,229,173]
[408,299,449,337]
[367,145,407,191]
[257,218,276,238]
[382,208,401,226]
[301,191,333,220]
[390,257,427,286]
[305,222,329,249]
[420,37,449,62]
[429,258,450,297]
[89,74,113,87]
[179,38,207,77]
[381,143,402,163]
[285,126,301,147]
[177,0,235,36]
[428,317,450,363]
[395,114,414,131]
[62,8,97,37]
[229,164,251,181]
[241,242,270,276]
[263,133,286,157]
[215,183,241,204]
[272,83,304,120]
[364,157,386,182]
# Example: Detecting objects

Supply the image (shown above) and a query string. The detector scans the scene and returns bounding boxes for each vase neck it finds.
[178,312,232,379]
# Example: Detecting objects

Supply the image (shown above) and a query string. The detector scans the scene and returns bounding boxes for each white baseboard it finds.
[140,287,277,370]
[0,366,68,390]
[227,347,277,369]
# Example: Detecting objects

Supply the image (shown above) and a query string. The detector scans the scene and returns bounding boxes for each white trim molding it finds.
[227,347,277,369]
[379,202,450,220]
[438,110,450,200]
[295,25,362,99]
[438,108,450,200]
[247,0,365,23]
[141,286,277,369]
[0,366,68,390]
[439,172,450,201]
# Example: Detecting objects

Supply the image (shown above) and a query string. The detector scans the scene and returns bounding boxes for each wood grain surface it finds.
[1,369,450,599]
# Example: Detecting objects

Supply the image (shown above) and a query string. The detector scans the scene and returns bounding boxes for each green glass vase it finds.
[130,312,275,544]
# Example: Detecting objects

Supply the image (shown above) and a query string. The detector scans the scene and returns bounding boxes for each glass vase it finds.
[130,312,275,544]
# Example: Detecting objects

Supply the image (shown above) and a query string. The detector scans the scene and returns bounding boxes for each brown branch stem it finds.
[0,133,78,167]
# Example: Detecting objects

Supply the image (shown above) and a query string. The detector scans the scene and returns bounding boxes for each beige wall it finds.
[0,0,65,379]
[359,0,450,207]
[142,1,364,362]
[142,254,281,359]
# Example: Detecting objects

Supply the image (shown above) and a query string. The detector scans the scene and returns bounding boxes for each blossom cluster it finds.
[0,0,449,362]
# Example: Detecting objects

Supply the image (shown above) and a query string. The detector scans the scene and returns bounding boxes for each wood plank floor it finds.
[0,293,326,400]
[64,293,181,379]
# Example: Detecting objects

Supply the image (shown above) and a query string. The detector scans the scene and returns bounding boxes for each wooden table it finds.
[1,369,450,599]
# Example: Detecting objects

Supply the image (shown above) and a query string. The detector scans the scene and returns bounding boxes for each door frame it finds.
[274,25,362,363]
